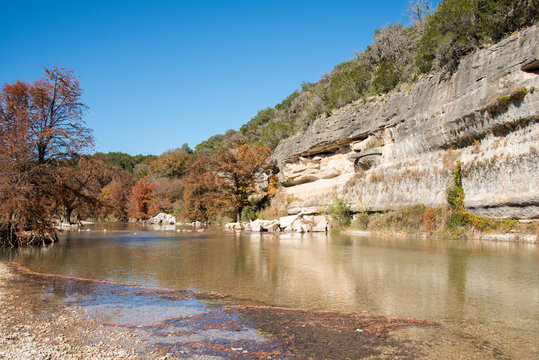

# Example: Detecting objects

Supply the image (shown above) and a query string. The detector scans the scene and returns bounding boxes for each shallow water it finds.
[1,223,538,357]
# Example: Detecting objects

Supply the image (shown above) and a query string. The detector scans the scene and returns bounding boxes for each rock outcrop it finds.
[224,214,330,233]
[273,26,539,219]
[144,213,176,225]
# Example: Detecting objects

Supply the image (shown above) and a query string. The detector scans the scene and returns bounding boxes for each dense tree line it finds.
[195,0,538,155]
[0,67,273,246]
[106,144,272,223]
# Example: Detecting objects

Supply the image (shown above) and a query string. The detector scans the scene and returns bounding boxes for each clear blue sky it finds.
[1,0,435,156]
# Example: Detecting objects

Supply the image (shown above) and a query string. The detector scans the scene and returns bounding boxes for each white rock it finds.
[279,215,299,228]
[312,216,328,232]
[260,220,280,232]
[225,222,241,230]
[250,219,261,232]
[145,213,176,225]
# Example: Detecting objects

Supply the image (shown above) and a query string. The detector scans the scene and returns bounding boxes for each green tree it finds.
[259,122,294,150]
[446,161,467,228]
[326,64,370,109]
[240,108,276,136]
[373,60,400,94]
[194,134,224,157]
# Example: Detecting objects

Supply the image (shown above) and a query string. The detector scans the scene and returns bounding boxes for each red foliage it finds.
[181,156,224,222]
[0,66,94,246]
[422,208,436,233]
[101,170,135,221]
[131,177,156,220]
[55,156,112,223]
[213,144,272,221]
[181,145,272,222]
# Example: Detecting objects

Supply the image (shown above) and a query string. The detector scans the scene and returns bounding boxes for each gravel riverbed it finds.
[4,260,518,359]
[0,261,144,359]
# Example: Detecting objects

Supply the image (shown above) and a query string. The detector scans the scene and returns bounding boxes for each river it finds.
[1,223,538,358]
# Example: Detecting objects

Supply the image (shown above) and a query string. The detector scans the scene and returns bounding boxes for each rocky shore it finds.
[0,262,141,360]
[0,261,440,359]
[225,213,329,233]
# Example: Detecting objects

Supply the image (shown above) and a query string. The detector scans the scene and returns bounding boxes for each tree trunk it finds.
[61,200,74,224]
[236,207,242,223]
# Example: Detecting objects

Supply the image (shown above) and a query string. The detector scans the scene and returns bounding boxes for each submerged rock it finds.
[225,222,242,230]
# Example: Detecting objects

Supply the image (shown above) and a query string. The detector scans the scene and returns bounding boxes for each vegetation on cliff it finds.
[194,0,538,154]
[348,163,535,238]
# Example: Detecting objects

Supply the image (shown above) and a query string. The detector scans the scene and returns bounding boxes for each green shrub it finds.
[352,213,370,230]
[446,161,468,230]
[326,64,370,109]
[373,60,400,94]
[327,198,351,227]
[241,206,257,222]
[447,161,464,211]
[259,122,294,150]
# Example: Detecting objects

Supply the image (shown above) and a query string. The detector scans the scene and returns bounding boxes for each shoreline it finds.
[0,261,437,359]
[0,262,140,360]
[344,229,538,243]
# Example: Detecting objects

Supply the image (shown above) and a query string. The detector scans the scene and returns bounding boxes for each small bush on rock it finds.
[327,198,351,227]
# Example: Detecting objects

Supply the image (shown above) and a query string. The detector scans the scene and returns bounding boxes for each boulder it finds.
[260,220,280,232]
[146,213,176,225]
[291,219,312,233]
[279,215,299,229]
[225,222,242,230]
[250,219,261,232]
[312,216,329,232]
[266,222,281,233]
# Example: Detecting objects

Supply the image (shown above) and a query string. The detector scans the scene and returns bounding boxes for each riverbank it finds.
[345,229,538,243]
[344,204,538,243]
[0,261,440,359]
[0,262,140,360]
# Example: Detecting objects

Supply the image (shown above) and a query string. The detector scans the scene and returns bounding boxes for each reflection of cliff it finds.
[273,26,539,219]
[8,229,539,324]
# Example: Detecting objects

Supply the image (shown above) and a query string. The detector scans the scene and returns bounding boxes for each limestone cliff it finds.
[273,26,539,219]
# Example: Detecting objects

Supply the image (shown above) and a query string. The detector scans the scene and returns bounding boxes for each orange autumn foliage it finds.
[213,145,272,222]
[181,156,224,222]
[182,145,272,222]
[0,66,94,246]
[101,170,135,221]
[131,177,157,220]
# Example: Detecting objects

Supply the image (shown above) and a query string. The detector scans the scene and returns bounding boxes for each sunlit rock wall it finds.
[273,26,539,219]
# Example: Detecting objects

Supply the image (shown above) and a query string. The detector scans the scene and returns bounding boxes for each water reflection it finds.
[1,224,538,328]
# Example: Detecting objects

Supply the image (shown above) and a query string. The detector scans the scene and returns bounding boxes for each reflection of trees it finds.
[6,227,538,326]
[447,247,467,319]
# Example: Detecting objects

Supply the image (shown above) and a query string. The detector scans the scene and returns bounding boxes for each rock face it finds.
[273,26,539,219]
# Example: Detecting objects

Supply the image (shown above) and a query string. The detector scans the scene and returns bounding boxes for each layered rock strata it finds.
[273,26,539,219]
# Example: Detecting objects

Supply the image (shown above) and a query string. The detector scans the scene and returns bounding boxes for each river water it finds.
[1,223,538,358]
